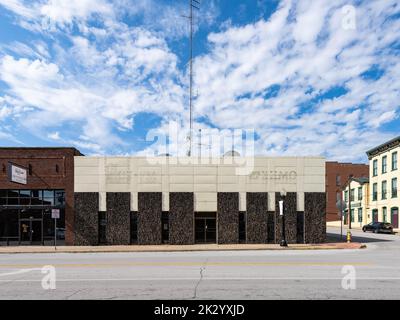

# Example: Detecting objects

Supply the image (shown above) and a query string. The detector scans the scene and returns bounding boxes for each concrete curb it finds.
[0,243,366,254]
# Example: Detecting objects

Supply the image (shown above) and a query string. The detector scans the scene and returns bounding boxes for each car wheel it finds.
[374,229,379,234]
[362,228,366,232]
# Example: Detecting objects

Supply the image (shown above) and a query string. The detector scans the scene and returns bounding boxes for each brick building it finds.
[325,161,369,222]
[0,148,83,245]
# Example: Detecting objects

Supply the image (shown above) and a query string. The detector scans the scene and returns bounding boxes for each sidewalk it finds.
[0,242,365,254]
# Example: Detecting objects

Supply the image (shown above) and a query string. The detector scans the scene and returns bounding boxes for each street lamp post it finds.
[279,190,288,247]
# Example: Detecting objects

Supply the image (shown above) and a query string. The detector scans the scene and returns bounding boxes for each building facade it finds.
[325,162,369,222]
[73,156,326,245]
[0,148,83,246]
[342,178,369,227]
[366,137,399,228]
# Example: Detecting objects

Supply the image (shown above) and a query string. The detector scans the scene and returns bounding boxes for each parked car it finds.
[362,222,394,234]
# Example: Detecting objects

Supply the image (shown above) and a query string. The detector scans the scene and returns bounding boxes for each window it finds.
[372,183,378,201]
[392,152,398,171]
[350,209,354,223]
[358,208,362,222]
[382,156,387,174]
[383,207,387,222]
[0,189,64,207]
[373,159,378,176]
[344,190,348,202]
[336,175,341,186]
[392,178,398,198]
[382,181,387,200]
[358,187,362,201]
[350,189,355,202]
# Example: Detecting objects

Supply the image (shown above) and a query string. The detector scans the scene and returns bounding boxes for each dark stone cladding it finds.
[169,192,194,245]
[305,192,326,243]
[106,192,131,245]
[267,212,275,243]
[137,192,162,245]
[217,192,239,244]
[74,192,99,246]
[274,192,297,244]
[246,193,268,243]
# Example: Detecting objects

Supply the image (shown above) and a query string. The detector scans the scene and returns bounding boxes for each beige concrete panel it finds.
[239,192,246,211]
[217,167,236,176]
[138,175,162,184]
[137,184,162,192]
[105,184,130,192]
[297,192,304,211]
[218,175,239,184]
[245,184,268,192]
[194,193,217,202]
[195,201,217,212]
[194,175,217,184]
[105,175,130,184]
[170,184,194,192]
[268,192,275,211]
[74,157,99,167]
[169,175,194,184]
[105,157,130,167]
[74,167,100,175]
[304,166,325,175]
[163,192,169,211]
[169,167,195,175]
[131,192,138,211]
[194,184,217,192]
[99,192,106,212]
[75,175,100,184]
[194,166,217,175]
[303,175,325,184]
[303,183,325,192]
[75,183,99,192]
[218,184,240,192]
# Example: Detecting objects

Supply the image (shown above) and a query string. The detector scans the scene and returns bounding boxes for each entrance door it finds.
[19,219,43,245]
[391,208,399,228]
[372,209,379,223]
[195,213,216,244]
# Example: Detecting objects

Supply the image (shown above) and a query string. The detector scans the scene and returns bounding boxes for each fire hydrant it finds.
[347,230,352,243]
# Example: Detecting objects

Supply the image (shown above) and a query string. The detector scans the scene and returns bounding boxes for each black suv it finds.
[362,222,394,234]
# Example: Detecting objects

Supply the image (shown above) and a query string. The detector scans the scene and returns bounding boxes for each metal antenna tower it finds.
[185,0,200,156]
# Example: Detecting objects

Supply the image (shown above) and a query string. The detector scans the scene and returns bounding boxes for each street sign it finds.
[8,163,27,185]
[51,209,60,219]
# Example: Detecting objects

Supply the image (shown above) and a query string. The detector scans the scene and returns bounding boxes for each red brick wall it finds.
[325,162,369,222]
[0,148,82,245]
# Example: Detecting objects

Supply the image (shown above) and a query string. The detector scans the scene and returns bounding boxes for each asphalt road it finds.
[0,227,399,300]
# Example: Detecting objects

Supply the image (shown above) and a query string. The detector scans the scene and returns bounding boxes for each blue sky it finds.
[0,0,399,162]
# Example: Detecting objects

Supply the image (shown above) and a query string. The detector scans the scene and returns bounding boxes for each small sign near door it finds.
[51,209,60,219]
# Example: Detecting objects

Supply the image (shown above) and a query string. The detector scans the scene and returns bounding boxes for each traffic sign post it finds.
[51,209,60,250]
[336,199,344,241]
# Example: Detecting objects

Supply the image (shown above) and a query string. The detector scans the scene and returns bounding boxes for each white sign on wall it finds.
[51,209,60,219]
[8,163,27,185]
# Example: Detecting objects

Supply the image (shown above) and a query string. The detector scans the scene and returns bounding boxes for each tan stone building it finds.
[366,137,399,228]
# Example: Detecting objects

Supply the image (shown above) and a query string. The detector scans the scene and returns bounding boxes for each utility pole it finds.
[348,175,353,229]
[185,0,200,157]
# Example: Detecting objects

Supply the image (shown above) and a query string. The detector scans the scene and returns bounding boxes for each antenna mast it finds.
[186,0,200,156]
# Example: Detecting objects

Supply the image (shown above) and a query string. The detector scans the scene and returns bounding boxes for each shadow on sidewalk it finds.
[327,232,395,243]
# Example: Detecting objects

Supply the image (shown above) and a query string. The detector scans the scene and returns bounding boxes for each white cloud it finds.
[0,0,399,159]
